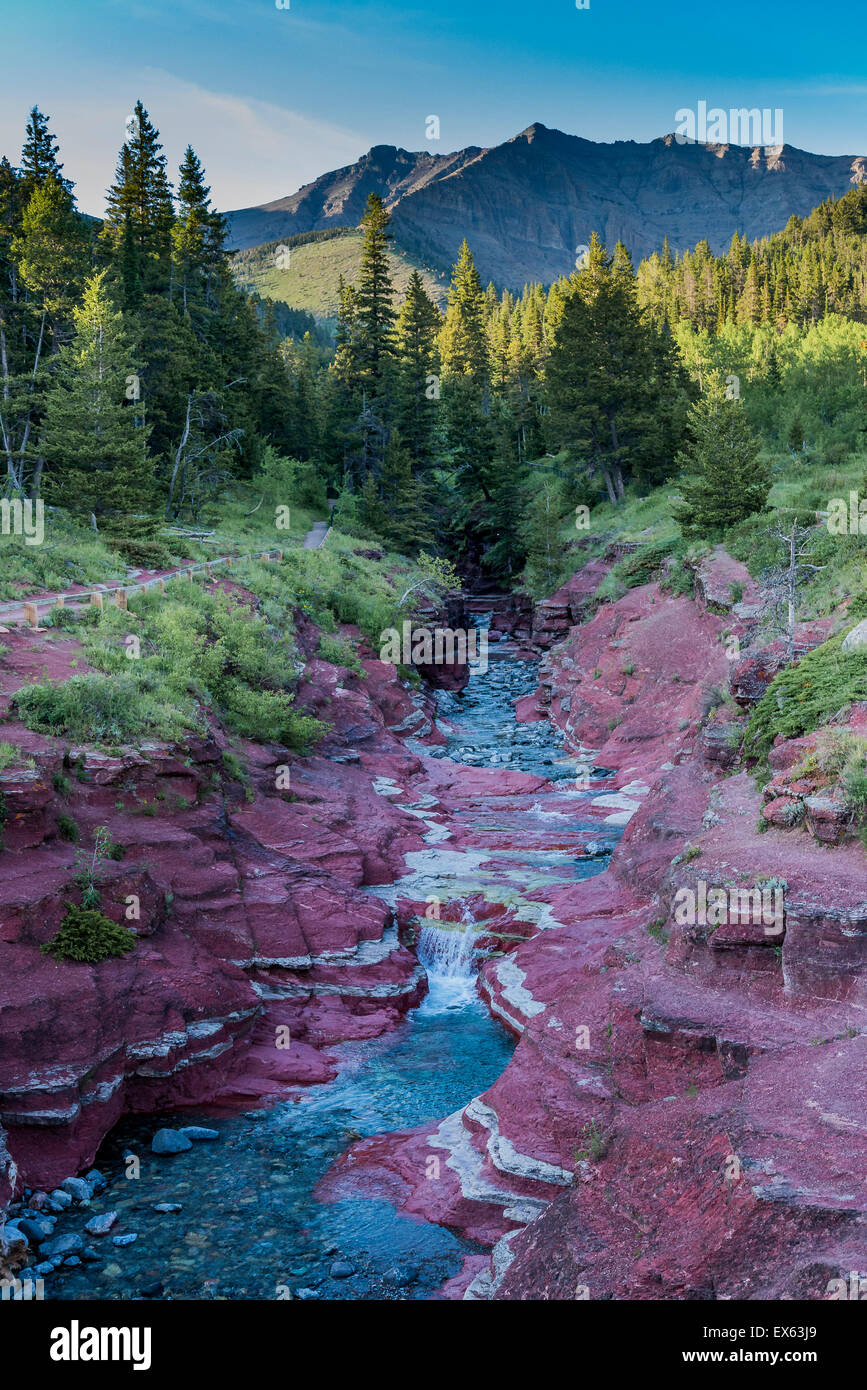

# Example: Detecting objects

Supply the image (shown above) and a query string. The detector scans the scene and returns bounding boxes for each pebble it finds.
[35,1261,53,1276]
[82,1248,102,1264]
[63,1255,82,1267]
[112,1233,138,1247]
[179,1126,219,1142]
[84,1211,118,1236]
[330,1260,356,1279]
[39,1233,84,1259]
[295,1287,321,1300]
[151,1129,193,1155]
[48,1189,73,1210]
[154,1203,183,1214]
[385,1266,414,1287]
[86,1169,107,1193]
[61,1177,92,1203]
[15,1216,55,1244]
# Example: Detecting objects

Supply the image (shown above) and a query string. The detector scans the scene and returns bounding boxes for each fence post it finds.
[23,602,38,628]
[114,589,128,611]
[90,592,104,612]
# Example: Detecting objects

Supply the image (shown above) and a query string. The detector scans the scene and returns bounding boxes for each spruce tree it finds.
[546,233,689,502]
[394,270,441,469]
[103,102,174,298]
[20,108,70,196]
[354,193,396,394]
[42,270,154,528]
[172,146,228,312]
[672,373,769,539]
[440,240,488,384]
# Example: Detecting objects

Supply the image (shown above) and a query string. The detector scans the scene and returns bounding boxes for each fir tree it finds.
[672,373,769,539]
[354,193,396,394]
[394,270,441,469]
[103,102,174,298]
[546,234,689,502]
[20,108,70,196]
[42,270,154,527]
[440,240,488,384]
[172,146,228,312]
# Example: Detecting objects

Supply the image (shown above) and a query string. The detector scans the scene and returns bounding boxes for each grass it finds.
[745,629,867,770]
[0,741,34,772]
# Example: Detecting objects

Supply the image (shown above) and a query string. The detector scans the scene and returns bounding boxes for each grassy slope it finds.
[232,231,449,321]
[542,448,867,620]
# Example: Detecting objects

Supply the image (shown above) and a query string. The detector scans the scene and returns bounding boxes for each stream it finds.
[47,639,618,1301]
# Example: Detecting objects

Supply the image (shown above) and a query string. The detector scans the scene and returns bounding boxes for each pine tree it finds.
[354,193,396,394]
[20,108,70,196]
[394,270,441,469]
[103,102,174,298]
[172,146,228,312]
[440,240,488,384]
[546,234,689,502]
[672,373,769,539]
[13,175,88,333]
[377,432,429,552]
[42,270,154,527]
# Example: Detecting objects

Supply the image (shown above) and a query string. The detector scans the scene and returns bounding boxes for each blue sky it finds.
[0,0,864,216]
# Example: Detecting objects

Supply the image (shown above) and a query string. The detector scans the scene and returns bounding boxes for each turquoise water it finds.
[47,647,612,1301]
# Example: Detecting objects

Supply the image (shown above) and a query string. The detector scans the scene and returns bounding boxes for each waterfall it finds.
[417,901,479,1009]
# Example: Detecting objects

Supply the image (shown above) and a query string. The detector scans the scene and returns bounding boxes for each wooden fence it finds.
[2,549,285,629]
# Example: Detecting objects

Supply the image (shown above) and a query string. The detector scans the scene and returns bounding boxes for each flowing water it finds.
[46,639,618,1301]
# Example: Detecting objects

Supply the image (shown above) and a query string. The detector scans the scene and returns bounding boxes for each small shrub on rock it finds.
[41,907,136,963]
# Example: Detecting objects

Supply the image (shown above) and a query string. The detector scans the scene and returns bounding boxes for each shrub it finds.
[108,537,174,568]
[41,906,136,963]
[318,633,365,675]
[57,812,79,843]
[13,673,192,743]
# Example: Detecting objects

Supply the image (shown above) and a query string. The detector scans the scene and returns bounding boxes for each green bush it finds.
[41,906,136,963]
[13,673,193,743]
[318,633,365,675]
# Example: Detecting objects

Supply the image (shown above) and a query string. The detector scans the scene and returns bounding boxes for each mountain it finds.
[225,143,483,250]
[226,124,867,291]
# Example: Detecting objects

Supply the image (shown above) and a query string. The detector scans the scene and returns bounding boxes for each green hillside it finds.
[232,229,449,322]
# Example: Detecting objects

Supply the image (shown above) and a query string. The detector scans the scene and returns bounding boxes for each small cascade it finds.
[417,901,479,1009]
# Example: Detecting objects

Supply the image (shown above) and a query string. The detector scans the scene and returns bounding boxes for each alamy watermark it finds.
[0,497,44,546]
[379,621,489,675]
[675,103,783,148]
[825,492,867,535]
[673,881,784,936]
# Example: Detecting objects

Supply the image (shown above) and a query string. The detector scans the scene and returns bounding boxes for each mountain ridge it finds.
[226,123,867,291]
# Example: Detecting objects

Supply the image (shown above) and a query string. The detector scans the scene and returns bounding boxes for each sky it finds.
[0,0,864,218]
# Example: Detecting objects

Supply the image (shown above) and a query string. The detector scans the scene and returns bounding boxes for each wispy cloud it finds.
[0,69,368,216]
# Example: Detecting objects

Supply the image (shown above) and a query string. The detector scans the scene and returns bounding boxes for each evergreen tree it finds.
[440,240,488,384]
[394,270,441,469]
[172,146,228,312]
[42,270,154,527]
[13,175,88,337]
[354,193,396,394]
[672,373,769,539]
[546,234,689,502]
[20,108,70,196]
[103,102,174,298]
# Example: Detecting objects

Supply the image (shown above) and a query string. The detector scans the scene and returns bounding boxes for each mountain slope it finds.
[226,124,867,290]
[232,229,449,320]
[226,142,483,251]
